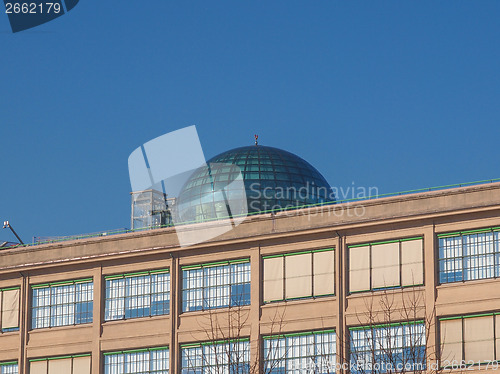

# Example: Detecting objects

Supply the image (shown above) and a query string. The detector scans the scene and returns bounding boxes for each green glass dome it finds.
[176,145,335,222]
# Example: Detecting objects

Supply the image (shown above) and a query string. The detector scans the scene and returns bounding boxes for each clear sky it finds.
[1,1,499,242]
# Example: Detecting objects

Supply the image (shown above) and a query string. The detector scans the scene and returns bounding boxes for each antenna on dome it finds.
[254,134,259,146]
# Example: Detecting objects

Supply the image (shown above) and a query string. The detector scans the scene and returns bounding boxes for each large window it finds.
[31,279,93,329]
[438,228,500,284]
[181,259,250,312]
[0,287,20,333]
[263,248,335,303]
[349,322,426,373]
[181,339,250,373]
[104,347,169,374]
[0,362,17,374]
[29,354,91,374]
[440,313,500,366]
[348,238,423,293]
[105,269,170,321]
[264,330,337,373]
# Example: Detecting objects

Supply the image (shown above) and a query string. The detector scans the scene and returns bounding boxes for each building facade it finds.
[0,182,500,373]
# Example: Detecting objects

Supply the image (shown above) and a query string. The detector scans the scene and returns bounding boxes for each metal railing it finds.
[2,177,500,250]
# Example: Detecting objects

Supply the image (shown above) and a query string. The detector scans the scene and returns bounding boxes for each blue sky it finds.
[1,1,499,242]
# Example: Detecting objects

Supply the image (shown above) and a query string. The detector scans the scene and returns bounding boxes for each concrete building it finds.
[0,145,499,373]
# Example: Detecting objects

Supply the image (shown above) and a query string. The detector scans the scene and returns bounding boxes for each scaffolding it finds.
[130,189,172,230]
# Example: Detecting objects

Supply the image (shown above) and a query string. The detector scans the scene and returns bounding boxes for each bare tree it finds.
[181,300,287,374]
[341,286,451,374]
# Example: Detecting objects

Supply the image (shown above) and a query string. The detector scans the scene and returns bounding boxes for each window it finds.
[264,330,337,373]
[438,228,500,284]
[0,362,18,374]
[440,313,500,366]
[31,279,93,329]
[263,248,335,303]
[0,287,20,332]
[181,339,250,374]
[104,347,169,374]
[348,238,423,293]
[105,269,170,321]
[29,354,91,374]
[181,259,250,312]
[349,322,426,373]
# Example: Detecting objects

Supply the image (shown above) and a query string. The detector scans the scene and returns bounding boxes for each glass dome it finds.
[176,145,335,222]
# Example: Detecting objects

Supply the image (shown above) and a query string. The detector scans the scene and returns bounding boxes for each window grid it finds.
[438,229,500,284]
[348,238,424,294]
[182,261,250,312]
[439,312,500,364]
[0,362,18,374]
[105,271,170,321]
[263,248,335,304]
[29,354,91,374]
[349,322,426,373]
[31,280,93,329]
[264,330,337,373]
[104,347,169,374]
[0,287,20,333]
[181,340,250,374]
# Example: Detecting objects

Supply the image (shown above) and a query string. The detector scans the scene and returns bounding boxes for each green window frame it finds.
[263,248,335,303]
[104,269,170,321]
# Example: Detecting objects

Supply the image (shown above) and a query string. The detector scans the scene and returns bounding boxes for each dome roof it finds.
[176,145,334,222]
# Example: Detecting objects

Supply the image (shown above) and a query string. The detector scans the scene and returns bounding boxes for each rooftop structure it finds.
[131,145,335,229]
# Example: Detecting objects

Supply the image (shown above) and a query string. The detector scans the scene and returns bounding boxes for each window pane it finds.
[285,253,312,299]
[313,251,335,296]
[32,288,51,329]
[400,239,424,286]
[51,284,75,326]
[105,348,169,374]
[76,282,93,324]
[440,319,463,364]
[439,229,500,284]
[265,331,336,373]
[151,273,170,316]
[126,276,151,318]
[0,363,18,374]
[105,278,125,321]
[230,263,251,306]
[182,261,250,312]
[263,257,284,302]
[104,272,170,321]
[371,242,400,289]
[350,323,426,373]
[464,316,494,363]
[181,341,249,373]
[182,268,203,312]
[349,246,370,292]
[204,266,230,309]
[31,280,93,329]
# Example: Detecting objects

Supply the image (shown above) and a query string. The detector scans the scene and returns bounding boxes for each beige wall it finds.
[0,183,500,373]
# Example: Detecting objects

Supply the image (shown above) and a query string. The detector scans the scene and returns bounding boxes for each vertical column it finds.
[170,254,178,374]
[336,233,348,374]
[250,246,261,372]
[423,224,438,369]
[20,274,29,374]
[92,266,102,374]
